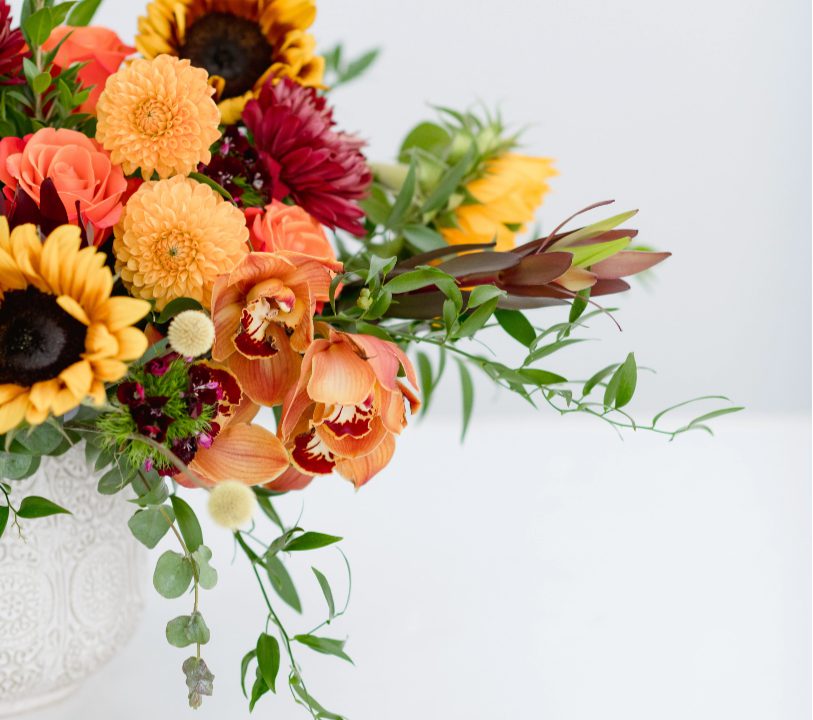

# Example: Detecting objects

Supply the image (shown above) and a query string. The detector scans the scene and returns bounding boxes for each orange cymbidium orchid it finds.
[175,364,289,488]
[275,328,420,490]
[211,251,341,407]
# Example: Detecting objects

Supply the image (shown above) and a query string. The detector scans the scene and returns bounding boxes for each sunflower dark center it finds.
[0,287,87,386]
[179,12,273,100]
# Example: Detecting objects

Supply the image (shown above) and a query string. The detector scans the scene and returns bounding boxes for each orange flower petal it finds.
[335,433,396,489]
[191,423,289,486]
[227,337,301,407]
[265,465,315,492]
[307,342,376,406]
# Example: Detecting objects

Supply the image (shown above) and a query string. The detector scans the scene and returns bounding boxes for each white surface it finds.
[21,414,811,720]
[8,0,812,414]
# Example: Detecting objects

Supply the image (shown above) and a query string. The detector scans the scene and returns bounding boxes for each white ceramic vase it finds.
[0,444,146,716]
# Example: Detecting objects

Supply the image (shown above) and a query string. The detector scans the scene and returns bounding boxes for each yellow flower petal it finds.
[0,391,30,434]
[59,361,93,400]
[99,296,151,332]
[57,295,91,325]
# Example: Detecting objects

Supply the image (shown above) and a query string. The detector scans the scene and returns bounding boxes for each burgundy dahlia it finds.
[0,1,25,85]
[242,78,372,236]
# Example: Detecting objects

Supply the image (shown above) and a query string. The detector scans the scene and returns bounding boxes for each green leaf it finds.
[66,0,103,25]
[256,633,281,693]
[0,453,38,480]
[18,422,67,455]
[128,506,175,549]
[285,532,342,552]
[415,351,435,416]
[467,284,504,309]
[456,297,499,338]
[249,673,269,712]
[582,364,619,397]
[166,611,210,648]
[457,359,474,441]
[153,550,194,599]
[402,224,447,253]
[650,395,733,427]
[681,406,745,429]
[312,567,336,620]
[191,545,218,590]
[525,338,586,364]
[265,555,302,613]
[385,159,417,229]
[612,352,638,409]
[293,634,353,664]
[0,505,8,538]
[495,309,536,347]
[129,475,170,507]
[32,71,51,94]
[337,47,380,85]
[23,8,56,47]
[385,266,461,309]
[518,368,568,386]
[17,495,70,519]
[568,289,590,324]
[255,494,284,530]
[399,121,450,161]
[188,171,234,201]
[170,495,203,552]
[289,675,346,720]
[569,236,631,268]
[240,649,256,698]
[156,297,203,324]
[97,464,133,495]
[420,144,476,215]
[550,210,638,249]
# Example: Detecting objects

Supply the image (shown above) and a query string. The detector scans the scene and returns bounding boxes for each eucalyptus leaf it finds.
[153,550,194,599]
[192,545,218,590]
[166,611,210,647]
[128,506,174,549]
[182,656,214,709]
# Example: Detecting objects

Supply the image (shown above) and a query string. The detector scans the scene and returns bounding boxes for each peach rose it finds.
[247,201,337,262]
[0,128,127,239]
[43,26,134,114]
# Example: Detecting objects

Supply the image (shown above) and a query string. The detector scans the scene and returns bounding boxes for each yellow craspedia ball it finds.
[207,481,257,530]
[168,310,215,358]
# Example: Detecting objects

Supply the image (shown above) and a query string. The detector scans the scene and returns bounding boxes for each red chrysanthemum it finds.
[242,78,372,236]
[0,1,25,85]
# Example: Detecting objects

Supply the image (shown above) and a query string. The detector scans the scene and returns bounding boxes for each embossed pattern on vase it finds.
[0,445,146,715]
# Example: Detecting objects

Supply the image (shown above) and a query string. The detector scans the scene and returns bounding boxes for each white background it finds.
[9,0,812,718]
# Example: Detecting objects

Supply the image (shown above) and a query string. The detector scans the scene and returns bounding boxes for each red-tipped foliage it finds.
[242,78,372,236]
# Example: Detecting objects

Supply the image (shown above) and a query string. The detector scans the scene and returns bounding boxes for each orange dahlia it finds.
[136,0,323,124]
[113,176,249,310]
[0,219,150,433]
[95,54,221,179]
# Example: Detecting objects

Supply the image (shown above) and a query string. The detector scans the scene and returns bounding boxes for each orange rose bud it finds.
[279,329,420,489]
[43,26,134,114]
[247,201,337,263]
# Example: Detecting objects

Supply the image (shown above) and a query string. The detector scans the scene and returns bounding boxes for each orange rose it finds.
[0,128,127,240]
[278,328,420,489]
[43,26,134,114]
[247,201,337,263]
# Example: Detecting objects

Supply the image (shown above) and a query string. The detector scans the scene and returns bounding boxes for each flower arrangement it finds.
[0,0,742,715]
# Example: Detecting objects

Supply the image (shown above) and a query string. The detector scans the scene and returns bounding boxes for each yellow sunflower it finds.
[136,0,324,124]
[441,153,557,252]
[113,175,249,310]
[0,219,150,434]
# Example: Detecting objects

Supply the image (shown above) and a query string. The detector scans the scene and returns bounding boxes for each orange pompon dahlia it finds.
[0,219,150,433]
[114,175,249,310]
[277,329,420,489]
[211,251,341,407]
[136,0,323,124]
[246,200,337,263]
[95,54,221,179]
[441,153,556,252]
